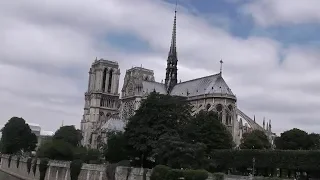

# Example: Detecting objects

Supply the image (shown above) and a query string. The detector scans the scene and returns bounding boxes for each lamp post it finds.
[252,157,255,177]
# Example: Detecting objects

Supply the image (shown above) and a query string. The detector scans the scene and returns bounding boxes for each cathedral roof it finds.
[142,81,166,94]
[170,73,235,97]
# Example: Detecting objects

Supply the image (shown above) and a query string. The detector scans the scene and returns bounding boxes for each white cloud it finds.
[0,0,320,134]
[242,0,320,27]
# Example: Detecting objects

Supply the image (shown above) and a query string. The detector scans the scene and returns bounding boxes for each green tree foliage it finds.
[240,130,271,149]
[308,133,320,150]
[274,128,312,150]
[154,134,207,169]
[104,132,128,163]
[0,117,37,154]
[53,125,82,147]
[37,140,74,161]
[124,92,192,166]
[183,110,233,152]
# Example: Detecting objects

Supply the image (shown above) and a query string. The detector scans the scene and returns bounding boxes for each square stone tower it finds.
[81,58,121,148]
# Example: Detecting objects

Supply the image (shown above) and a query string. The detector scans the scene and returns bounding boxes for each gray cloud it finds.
[1,0,320,135]
[241,0,320,27]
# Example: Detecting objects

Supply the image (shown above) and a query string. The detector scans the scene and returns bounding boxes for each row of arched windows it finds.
[102,68,113,93]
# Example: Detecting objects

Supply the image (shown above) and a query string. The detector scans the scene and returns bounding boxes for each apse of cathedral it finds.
[80,9,276,150]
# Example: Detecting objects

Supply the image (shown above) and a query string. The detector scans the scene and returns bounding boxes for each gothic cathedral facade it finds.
[81,10,275,149]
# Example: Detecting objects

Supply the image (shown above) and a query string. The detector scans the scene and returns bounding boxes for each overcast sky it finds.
[1,0,320,135]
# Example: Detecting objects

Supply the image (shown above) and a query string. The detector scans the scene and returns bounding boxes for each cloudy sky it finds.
[1,0,320,135]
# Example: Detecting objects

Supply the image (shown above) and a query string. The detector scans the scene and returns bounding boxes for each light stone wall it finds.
[0,155,151,180]
[1,155,289,180]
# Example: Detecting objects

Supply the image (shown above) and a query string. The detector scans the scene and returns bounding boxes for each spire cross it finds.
[220,59,224,74]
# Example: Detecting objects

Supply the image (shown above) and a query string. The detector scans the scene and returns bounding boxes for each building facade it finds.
[80,10,275,149]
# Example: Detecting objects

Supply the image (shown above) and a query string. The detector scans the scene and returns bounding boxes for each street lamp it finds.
[252,157,255,177]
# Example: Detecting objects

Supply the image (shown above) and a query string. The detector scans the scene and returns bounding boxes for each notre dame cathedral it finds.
[80,10,275,149]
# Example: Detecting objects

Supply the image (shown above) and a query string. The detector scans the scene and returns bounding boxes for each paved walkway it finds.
[0,170,24,180]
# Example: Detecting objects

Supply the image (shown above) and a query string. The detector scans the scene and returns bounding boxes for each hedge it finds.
[210,149,320,171]
[151,165,208,180]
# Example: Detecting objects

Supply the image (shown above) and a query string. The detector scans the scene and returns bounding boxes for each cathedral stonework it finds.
[80,10,275,149]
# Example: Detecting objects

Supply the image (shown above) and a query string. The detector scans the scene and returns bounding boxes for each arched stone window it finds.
[102,68,107,92]
[107,69,113,93]
[216,104,223,122]
[206,104,211,111]
[226,113,232,125]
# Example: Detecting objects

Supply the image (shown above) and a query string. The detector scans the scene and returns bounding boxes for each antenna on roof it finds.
[220,59,223,74]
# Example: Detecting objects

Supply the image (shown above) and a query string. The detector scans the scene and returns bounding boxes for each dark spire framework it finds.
[165,1,178,94]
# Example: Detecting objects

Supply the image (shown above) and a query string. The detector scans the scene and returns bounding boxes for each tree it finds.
[308,133,320,150]
[275,128,312,150]
[104,132,128,163]
[182,110,233,153]
[240,130,271,149]
[53,125,82,147]
[37,140,74,161]
[124,92,192,167]
[154,134,207,169]
[0,117,38,154]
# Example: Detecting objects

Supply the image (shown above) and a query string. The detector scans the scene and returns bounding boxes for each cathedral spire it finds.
[220,59,223,75]
[165,1,178,94]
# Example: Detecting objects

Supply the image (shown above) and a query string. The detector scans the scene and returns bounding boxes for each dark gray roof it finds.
[170,73,234,97]
[142,81,166,94]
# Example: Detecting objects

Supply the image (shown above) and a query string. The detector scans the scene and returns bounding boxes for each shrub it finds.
[70,159,83,180]
[27,158,32,174]
[32,158,37,175]
[16,156,20,168]
[183,169,208,180]
[8,155,12,168]
[166,169,184,180]
[210,150,320,172]
[150,165,171,180]
[39,158,49,180]
[151,165,208,180]
[213,173,225,180]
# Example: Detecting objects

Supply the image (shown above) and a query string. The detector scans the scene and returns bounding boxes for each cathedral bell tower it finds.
[81,58,121,148]
[165,7,178,94]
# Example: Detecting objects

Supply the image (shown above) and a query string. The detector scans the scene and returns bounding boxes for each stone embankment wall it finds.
[0,154,289,180]
[0,155,152,180]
